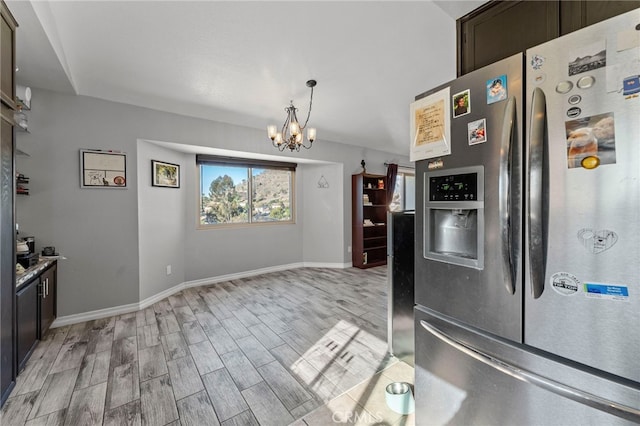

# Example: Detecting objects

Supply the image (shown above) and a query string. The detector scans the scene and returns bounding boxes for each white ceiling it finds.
[8,0,486,155]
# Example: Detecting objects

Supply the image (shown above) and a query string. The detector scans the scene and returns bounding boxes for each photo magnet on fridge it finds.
[568,40,606,76]
[468,118,487,145]
[486,75,507,104]
[565,112,616,169]
[453,89,470,118]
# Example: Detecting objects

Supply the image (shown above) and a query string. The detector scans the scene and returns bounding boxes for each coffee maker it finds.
[17,236,38,269]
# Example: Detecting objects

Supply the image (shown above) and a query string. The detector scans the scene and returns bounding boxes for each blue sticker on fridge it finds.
[584,283,629,300]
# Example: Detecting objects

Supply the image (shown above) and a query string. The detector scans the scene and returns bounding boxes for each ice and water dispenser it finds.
[423,166,484,270]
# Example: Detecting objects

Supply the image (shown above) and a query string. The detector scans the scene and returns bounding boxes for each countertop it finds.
[16,257,57,291]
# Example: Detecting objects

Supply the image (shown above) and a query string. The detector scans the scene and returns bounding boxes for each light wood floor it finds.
[1,266,398,425]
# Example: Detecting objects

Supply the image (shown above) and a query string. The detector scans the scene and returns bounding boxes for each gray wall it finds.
[15,89,408,317]
[137,141,187,300]
[302,163,344,264]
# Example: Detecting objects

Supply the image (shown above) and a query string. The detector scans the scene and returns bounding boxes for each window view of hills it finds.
[201,167,292,224]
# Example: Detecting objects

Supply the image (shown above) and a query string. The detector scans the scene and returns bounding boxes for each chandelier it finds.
[268,80,317,152]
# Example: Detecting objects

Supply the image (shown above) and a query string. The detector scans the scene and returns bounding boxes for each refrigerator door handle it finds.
[499,96,516,294]
[528,87,548,299]
[419,320,640,421]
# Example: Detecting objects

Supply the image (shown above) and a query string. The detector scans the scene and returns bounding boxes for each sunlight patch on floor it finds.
[294,361,415,425]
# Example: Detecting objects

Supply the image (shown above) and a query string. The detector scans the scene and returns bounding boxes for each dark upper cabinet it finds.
[1,0,17,109]
[560,1,640,36]
[457,0,640,76]
[457,1,559,76]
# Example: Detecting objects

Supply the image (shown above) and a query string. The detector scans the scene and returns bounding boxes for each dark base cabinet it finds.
[16,280,38,372]
[39,264,56,338]
[15,261,57,374]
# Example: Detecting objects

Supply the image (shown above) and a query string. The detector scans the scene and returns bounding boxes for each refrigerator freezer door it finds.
[414,306,640,425]
[415,53,524,342]
[525,9,640,382]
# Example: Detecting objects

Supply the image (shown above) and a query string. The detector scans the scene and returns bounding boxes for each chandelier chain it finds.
[301,85,314,130]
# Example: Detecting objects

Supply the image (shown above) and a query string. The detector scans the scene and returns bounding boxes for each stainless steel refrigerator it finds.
[387,210,415,366]
[414,9,640,425]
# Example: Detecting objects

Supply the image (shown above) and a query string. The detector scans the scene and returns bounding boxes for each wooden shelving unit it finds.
[352,172,388,268]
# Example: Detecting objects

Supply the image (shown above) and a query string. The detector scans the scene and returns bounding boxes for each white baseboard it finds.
[138,262,305,310]
[50,262,343,328]
[181,262,305,290]
[303,261,352,269]
[51,302,140,328]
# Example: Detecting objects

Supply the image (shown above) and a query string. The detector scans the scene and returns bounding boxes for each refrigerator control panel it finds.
[429,173,478,201]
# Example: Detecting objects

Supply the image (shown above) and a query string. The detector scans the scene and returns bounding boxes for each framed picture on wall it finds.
[80,149,127,188]
[151,160,180,188]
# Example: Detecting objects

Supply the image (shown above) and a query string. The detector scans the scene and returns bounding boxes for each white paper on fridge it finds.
[606,59,640,93]
[617,29,640,52]
[410,87,451,162]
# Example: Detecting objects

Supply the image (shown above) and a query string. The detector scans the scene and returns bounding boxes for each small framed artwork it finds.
[151,160,180,188]
[80,149,127,188]
[453,89,470,118]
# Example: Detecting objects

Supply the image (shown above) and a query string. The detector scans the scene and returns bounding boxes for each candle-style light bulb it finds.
[267,125,277,140]
[290,121,300,136]
[307,128,316,142]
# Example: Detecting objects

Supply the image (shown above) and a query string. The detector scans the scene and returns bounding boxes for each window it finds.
[389,168,415,212]
[197,156,295,227]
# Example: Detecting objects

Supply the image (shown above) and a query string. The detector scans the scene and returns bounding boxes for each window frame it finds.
[390,167,415,212]
[196,156,296,229]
